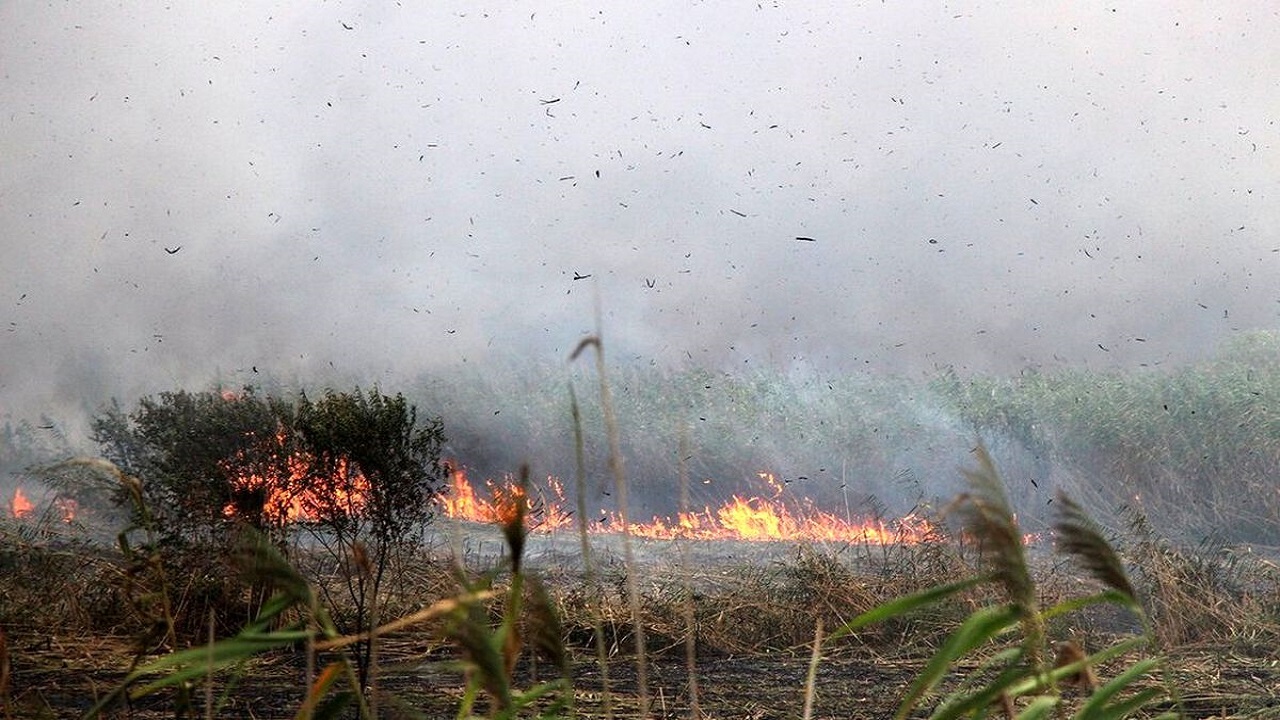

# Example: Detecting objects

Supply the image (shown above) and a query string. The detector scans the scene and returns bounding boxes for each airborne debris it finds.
[573,271,592,280]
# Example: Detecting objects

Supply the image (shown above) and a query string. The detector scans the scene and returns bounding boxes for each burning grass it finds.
[7,333,1280,716]
[438,466,943,545]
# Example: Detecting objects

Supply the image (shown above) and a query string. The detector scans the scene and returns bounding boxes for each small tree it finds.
[88,389,306,642]
[91,389,298,546]
[293,387,447,690]
[88,386,448,669]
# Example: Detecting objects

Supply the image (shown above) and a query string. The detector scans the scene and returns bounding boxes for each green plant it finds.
[83,456,573,720]
[90,390,297,546]
[444,465,573,720]
[827,446,1180,719]
[86,523,503,720]
[87,386,447,640]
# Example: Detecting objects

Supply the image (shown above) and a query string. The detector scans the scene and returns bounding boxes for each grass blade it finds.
[1014,695,1061,720]
[930,657,1027,720]
[1073,657,1163,719]
[1042,590,1141,622]
[802,620,822,720]
[827,575,986,644]
[130,631,311,697]
[1086,687,1165,720]
[895,603,1022,720]
[295,662,347,720]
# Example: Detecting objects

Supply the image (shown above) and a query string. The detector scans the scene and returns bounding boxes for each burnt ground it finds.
[9,634,907,719]
[9,631,1280,719]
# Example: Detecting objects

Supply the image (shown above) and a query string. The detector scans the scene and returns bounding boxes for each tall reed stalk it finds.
[571,333,650,718]
[569,382,613,718]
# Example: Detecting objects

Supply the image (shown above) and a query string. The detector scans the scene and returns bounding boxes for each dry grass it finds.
[4,519,1280,718]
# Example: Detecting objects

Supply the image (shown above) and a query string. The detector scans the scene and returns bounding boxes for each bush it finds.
[86,385,447,686]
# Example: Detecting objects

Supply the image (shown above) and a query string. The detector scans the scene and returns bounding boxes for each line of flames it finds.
[439,468,941,545]
[7,464,941,545]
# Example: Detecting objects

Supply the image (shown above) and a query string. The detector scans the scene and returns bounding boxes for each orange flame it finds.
[11,487,34,519]
[437,468,940,544]
[8,488,78,523]
[221,430,371,524]
[438,469,576,532]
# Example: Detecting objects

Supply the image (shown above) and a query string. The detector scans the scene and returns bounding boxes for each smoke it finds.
[2,1,1279,449]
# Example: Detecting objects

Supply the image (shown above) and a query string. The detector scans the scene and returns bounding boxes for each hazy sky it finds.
[3,2,1279,424]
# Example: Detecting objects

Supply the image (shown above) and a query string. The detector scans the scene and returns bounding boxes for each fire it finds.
[217,447,939,545]
[438,468,940,545]
[221,430,371,524]
[11,487,33,519]
[7,487,77,523]
[438,469,576,532]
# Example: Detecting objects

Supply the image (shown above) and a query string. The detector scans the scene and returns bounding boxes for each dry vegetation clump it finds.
[1119,510,1280,653]
[535,539,987,660]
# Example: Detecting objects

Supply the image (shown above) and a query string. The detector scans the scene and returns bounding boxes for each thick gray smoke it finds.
[2,2,1278,442]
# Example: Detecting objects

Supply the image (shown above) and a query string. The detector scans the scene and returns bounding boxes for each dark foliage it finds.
[87,386,448,657]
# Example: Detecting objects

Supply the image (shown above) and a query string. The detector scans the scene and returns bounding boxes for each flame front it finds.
[439,469,575,532]
[438,469,939,544]
[218,448,938,544]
